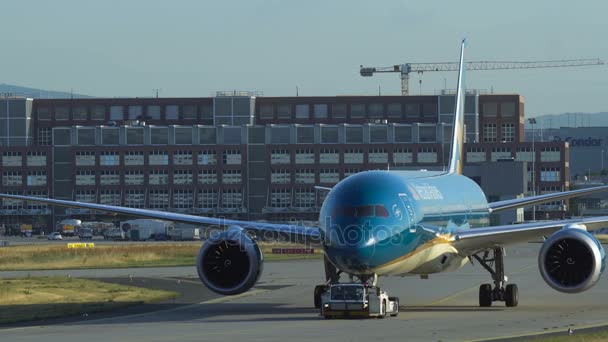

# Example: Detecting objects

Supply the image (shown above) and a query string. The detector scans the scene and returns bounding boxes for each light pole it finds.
[528,118,537,221]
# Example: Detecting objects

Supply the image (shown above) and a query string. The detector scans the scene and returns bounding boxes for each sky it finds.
[1,0,607,117]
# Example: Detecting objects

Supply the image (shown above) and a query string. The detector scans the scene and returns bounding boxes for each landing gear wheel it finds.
[378,299,387,319]
[314,285,328,309]
[389,296,399,317]
[479,284,492,307]
[505,284,519,307]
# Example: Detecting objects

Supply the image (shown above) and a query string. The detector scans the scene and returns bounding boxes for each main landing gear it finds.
[472,247,518,307]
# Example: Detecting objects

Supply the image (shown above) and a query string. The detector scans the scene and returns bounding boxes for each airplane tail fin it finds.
[447,39,466,174]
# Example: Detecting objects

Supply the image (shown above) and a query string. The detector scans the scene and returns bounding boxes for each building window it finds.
[165,105,179,120]
[55,106,69,120]
[173,150,193,165]
[419,125,437,143]
[222,189,243,209]
[331,104,347,119]
[350,104,365,118]
[313,104,328,119]
[75,170,95,186]
[295,169,315,184]
[2,172,22,186]
[149,151,169,165]
[125,151,144,166]
[344,168,361,178]
[182,105,197,120]
[405,103,420,117]
[100,190,121,205]
[294,189,315,208]
[149,190,169,209]
[38,128,52,145]
[100,152,120,166]
[125,170,144,185]
[27,152,47,166]
[295,149,314,164]
[320,169,339,184]
[344,148,363,164]
[2,152,22,167]
[270,149,290,164]
[128,106,142,120]
[260,104,274,119]
[370,125,388,143]
[222,169,242,184]
[75,151,96,166]
[75,190,96,203]
[271,169,291,184]
[320,126,339,144]
[483,124,497,142]
[295,104,310,119]
[198,189,217,209]
[270,189,291,208]
[222,150,242,165]
[319,148,339,164]
[394,125,412,143]
[483,102,498,116]
[91,105,105,120]
[150,127,168,145]
[417,147,438,163]
[198,170,217,184]
[501,102,516,117]
[125,190,145,208]
[277,104,292,119]
[387,103,402,118]
[73,106,88,120]
[393,148,413,165]
[501,123,515,142]
[100,170,120,185]
[109,106,124,121]
[541,168,561,182]
[345,126,363,144]
[369,148,388,164]
[368,103,384,118]
[37,107,51,120]
[147,105,161,120]
[198,151,217,165]
[173,170,193,185]
[174,189,194,209]
[149,170,169,185]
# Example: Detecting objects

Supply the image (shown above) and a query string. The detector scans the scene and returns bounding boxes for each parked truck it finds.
[57,219,82,237]
[167,224,201,241]
[122,219,173,241]
[78,227,93,240]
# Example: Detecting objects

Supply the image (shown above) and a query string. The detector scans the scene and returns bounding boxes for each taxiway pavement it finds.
[3,243,608,341]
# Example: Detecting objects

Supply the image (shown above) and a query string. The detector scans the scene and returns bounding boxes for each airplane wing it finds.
[488,185,608,213]
[0,193,321,245]
[452,216,608,256]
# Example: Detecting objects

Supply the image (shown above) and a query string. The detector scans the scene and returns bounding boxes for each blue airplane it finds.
[2,39,608,309]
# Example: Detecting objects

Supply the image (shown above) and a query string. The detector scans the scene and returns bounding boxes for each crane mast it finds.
[360,59,605,95]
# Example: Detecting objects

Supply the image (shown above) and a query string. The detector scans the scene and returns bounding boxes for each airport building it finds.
[530,127,608,178]
[0,92,569,230]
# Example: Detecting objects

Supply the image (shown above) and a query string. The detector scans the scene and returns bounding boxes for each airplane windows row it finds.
[333,205,389,218]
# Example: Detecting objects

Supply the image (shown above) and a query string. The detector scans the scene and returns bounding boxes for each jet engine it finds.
[539,226,605,293]
[196,226,263,295]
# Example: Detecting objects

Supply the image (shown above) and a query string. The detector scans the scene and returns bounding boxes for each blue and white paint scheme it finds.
[3,39,608,305]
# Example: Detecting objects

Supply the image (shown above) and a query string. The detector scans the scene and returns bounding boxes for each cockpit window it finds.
[333,205,389,218]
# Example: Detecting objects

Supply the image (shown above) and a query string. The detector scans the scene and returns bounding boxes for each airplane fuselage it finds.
[319,170,490,276]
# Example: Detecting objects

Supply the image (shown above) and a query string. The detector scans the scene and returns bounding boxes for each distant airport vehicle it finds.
[57,219,81,237]
[4,40,608,311]
[320,283,398,318]
[122,219,173,241]
[47,232,62,241]
[103,228,125,241]
[20,224,32,237]
[167,226,201,241]
[78,227,93,240]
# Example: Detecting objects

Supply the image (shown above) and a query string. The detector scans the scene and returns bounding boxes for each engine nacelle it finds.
[539,227,605,293]
[196,226,263,295]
